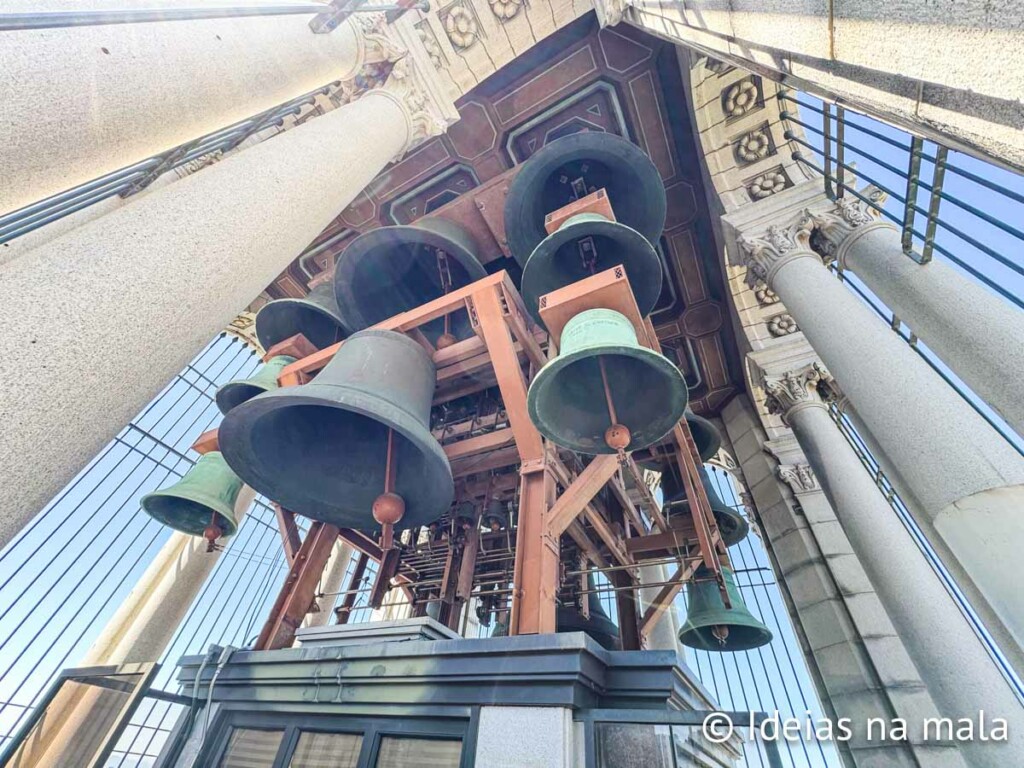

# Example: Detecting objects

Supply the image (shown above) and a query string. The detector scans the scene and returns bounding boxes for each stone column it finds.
[0,3,404,216]
[739,214,1024,649]
[809,196,1024,438]
[0,24,458,550]
[638,563,680,652]
[763,364,1023,767]
[303,540,354,629]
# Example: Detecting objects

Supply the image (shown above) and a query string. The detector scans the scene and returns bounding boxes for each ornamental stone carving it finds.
[417,26,445,70]
[736,128,772,164]
[593,0,630,27]
[754,283,780,305]
[489,0,523,20]
[767,313,799,337]
[723,78,759,117]
[762,362,832,420]
[354,12,407,65]
[748,170,788,200]
[806,186,888,262]
[777,464,820,493]
[444,6,479,49]
[738,213,816,289]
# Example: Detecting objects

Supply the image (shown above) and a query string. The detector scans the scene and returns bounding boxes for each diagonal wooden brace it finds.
[638,562,697,638]
[545,454,620,537]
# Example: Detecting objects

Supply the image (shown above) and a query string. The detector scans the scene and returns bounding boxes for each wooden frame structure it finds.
[195,270,730,651]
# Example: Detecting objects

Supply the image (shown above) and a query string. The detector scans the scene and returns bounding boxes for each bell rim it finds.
[527,342,688,455]
[333,224,488,333]
[215,380,268,416]
[665,499,750,547]
[504,131,668,265]
[685,411,722,462]
[219,386,454,530]
[521,218,663,327]
[140,484,239,537]
[255,296,347,351]
[677,622,774,652]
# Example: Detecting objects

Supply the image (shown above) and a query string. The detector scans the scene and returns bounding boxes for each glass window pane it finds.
[375,736,462,768]
[595,722,674,768]
[289,731,363,768]
[220,728,285,768]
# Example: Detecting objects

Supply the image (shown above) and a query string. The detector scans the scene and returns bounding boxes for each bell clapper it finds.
[435,248,457,349]
[373,427,406,551]
[712,624,730,646]
[203,511,223,553]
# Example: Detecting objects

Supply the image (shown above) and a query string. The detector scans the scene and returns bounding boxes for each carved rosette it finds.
[489,0,523,20]
[762,362,832,421]
[753,282,780,306]
[738,212,816,290]
[767,313,799,337]
[723,78,760,118]
[805,186,887,263]
[777,464,820,494]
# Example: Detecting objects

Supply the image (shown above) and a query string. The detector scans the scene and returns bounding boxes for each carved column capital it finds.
[777,463,821,494]
[738,212,817,290]
[593,0,631,27]
[805,187,889,265]
[762,362,832,422]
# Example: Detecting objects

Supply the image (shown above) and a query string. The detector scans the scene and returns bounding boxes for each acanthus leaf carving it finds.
[805,186,888,261]
[777,464,820,494]
[738,212,816,289]
[762,362,832,419]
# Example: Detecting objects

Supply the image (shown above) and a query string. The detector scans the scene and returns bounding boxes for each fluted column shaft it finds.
[741,219,1024,648]
[765,369,1022,767]
[815,212,1024,437]
[0,46,456,550]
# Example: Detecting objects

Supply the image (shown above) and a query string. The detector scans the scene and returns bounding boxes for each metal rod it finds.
[565,555,699,577]
[0,5,326,31]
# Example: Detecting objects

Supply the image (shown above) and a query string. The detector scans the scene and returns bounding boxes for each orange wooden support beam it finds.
[442,428,516,462]
[638,562,696,638]
[263,333,317,363]
[273,503,302,565]
[509,457,558,636]
[621,456,669,533]
[191,428,220,455]
[335,551,369,625]
[545,454,620,537]
[255,521,340,650]
[473,283,544,461]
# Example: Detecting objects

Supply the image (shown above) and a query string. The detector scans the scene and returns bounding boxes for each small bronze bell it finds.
[215,355,296,415]
[678,566,773,652]
[661,466,749,547]
[557,573,620,650]
[141,452,244,537]
[527,309,687,454]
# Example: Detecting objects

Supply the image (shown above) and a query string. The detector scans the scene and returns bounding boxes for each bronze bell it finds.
[528,309,687,454]
[684,409,722,463]
[661,465,749,547]
[333,218,486,345]
[255,282,348,351]
[521,211,663,328]
[557,573,620,650]
[141,452,244,537]
[219,329,454,531]
[482,499,509,530]
[504,131,667,266]
[678,566,773,652]
[215,355,296,415]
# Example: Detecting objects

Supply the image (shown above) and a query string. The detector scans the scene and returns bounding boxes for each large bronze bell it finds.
[215,355,296,415]
[527,309,687,454]
[684,409,722,463]
[141,452,244,537]
[219,329,454,531]
[333,218,486,345]
[521,212,663,327]
[678,566,773,652]
[504,132,667,265]
[557,573,620,650]
[255,282,348,351]
[661,466,749,547]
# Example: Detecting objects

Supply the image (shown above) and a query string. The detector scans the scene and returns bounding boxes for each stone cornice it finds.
[762,362,832,422]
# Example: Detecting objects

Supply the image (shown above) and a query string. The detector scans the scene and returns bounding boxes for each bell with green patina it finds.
[683,409,721,462]
[521,212,663,328]
[557,573,620,650]
[678,566,773,652]
[141,452,244,537]
[255,282,348,352]
[527,308,687,454]
[661,466,749,547]
[215,355,297,415]
[218,329,454,532]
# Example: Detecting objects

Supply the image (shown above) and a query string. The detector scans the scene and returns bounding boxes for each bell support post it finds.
[273,503,302,565]
[334,551,369,625]
[255,521,340,650]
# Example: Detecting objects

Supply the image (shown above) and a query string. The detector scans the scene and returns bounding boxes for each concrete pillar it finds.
[0,33,457,550]
[638,563,680,652]
[763,364,1023,767]
[723,394,946,767]
[739,215,1024,650]
[14,486,256,767]
[811,206,1024,437]
[303,540,353,629]
[0,0,380,216]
